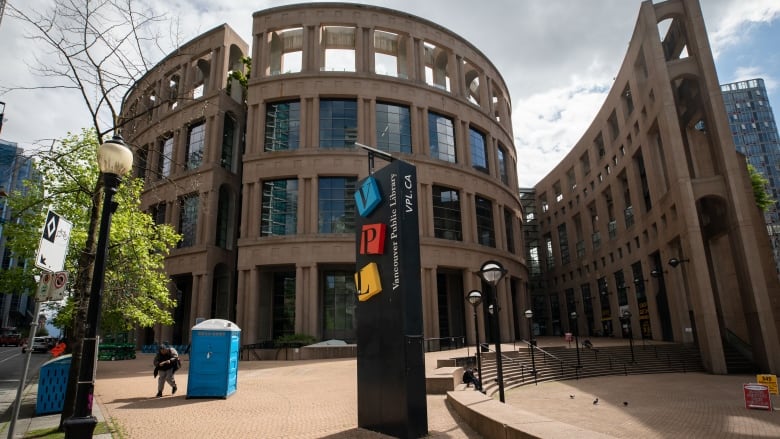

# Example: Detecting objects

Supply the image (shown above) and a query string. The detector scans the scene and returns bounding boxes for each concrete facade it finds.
[121,0,780,376]
[531,0,780,374]
[122,4,526,349]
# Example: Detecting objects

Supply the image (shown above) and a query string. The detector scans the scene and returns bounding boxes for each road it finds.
[0,347,50,417]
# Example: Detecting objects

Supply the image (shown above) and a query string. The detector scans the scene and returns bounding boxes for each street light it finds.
[622,310,635,363]
[466,290,483,379]
[668,257,689,268]
[570,311,581,369]
[64,135,133,439]
[524,309,537,377]
[479,260,507,403]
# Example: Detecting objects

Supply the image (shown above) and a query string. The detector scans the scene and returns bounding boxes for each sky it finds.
[0,0,779,187]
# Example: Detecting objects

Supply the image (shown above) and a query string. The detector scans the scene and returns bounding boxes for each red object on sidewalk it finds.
[50,342,66,358]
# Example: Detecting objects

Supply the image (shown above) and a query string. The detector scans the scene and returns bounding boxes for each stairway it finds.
[477,342,705,396]
[722,343,760,374]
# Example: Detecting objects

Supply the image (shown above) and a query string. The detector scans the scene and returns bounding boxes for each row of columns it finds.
[252,23,511,132]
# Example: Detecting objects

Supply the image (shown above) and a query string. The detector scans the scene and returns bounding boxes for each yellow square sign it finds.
[756,374,778,395]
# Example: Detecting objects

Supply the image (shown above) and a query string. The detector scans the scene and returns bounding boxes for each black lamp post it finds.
[466,290,483,378]
[479,260,507,403]
[524,309,537,376]
[570,311,581,368]
[623,310,635,363]
[64,135,133,439]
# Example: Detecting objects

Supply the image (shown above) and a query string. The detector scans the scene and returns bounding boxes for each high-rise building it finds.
[721,78,780,274]
[0,139,37,329]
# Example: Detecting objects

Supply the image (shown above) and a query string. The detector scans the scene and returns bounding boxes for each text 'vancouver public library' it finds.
[121,0,780,374]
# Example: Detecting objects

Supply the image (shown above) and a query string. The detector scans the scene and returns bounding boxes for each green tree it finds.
[748,164,775,212]
[3,0,183,428]
[2,129,180,334]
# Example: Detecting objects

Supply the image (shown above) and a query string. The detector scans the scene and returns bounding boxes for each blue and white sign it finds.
[35,210,72,273]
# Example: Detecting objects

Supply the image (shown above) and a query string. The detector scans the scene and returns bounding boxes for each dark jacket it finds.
[153,347,180,372]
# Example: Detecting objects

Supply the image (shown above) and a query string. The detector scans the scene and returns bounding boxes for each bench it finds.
[425,366,463,394]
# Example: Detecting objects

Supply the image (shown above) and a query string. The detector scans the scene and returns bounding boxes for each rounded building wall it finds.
[121,24,250,345]
[121,5,527,348]
[531,0,780,374]
[238,3,525,346]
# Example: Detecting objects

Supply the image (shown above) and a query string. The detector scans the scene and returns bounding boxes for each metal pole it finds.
[528,318,536,375]
[628,323,635,363]
[7,300,41,439]
[572,313,581,369]
[491,285,505,403]
[63,173,121,439]
[473,307,482,378]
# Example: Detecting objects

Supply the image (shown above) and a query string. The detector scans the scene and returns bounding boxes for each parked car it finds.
[0,328,22,346]
[22,336,50,353]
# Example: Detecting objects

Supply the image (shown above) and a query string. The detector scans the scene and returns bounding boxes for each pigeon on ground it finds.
[570,395,575,399]
[593,398,599,405]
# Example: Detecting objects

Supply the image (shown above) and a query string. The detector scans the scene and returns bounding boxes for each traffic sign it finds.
[34,210,72,272]
[35,270,69,302]
[36,272,53,301]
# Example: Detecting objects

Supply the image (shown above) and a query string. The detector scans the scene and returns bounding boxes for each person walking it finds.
[153,342,180,397]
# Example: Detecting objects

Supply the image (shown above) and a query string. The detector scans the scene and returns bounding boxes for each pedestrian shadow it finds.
[105,395,213,409]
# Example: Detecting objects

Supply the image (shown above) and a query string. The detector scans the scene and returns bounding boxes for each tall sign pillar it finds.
[354,146,428,439]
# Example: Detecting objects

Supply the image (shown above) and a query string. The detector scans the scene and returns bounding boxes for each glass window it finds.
[221,113,237,171]
[322,270,357,342]
[320,99,358,148]
[428,112,456,163]
[558,223,570,265]
[158,137,173,178]
[152,203,166,225]
[376,102,411,153]
[265,101,300,151]
[504,208,515,253]
[272,271,296,339]
[318,177,357,233]
[470,127,488,173]
[186,122,205,170]
[216,186,234,249]
[178,194,199,247]
[432,185,462,240]
[135,145,148,180]
[497,144,508,184]
[261,179,298,236]
[475,195,495,247]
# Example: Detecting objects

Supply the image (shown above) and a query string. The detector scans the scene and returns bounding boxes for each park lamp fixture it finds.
[64,134,133,439]
[479,260,507,403]
[479,260,507,285]
[668,257,690,268]
[466,290,483,378]
[98,135,135,175]
[467,290,483,307]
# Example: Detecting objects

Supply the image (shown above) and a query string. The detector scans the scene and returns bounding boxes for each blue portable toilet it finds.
[36,354,71,415]
[186,319,241,399]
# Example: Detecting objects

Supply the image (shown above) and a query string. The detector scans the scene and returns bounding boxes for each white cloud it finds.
[1,0,778,189]
[514,81,612,186]
[707,0,780,60]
